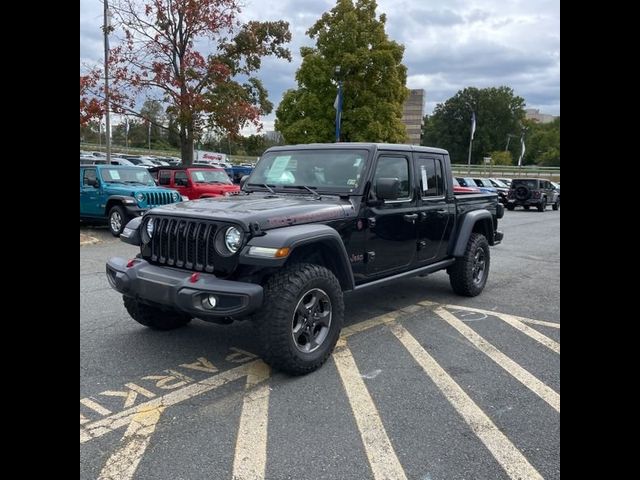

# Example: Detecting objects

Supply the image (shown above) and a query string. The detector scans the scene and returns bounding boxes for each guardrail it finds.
[451,164,560,180]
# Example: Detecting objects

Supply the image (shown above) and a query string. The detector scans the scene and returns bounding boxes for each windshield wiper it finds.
[124,181,147,185]
[287,185,321,199]
[248,183,276,194]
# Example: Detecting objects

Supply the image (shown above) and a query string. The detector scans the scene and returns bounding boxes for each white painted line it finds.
[445,303,560,329]
[389,322,543,480]
[434,307,560,412]
[232,361,271,480]
[333,338,408,480]
[81,361,255,443]
[97,405,165,480]
[80,397,112,416]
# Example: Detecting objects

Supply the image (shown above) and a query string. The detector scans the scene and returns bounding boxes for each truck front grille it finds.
[148,218,219,272]
[145,191,175,206]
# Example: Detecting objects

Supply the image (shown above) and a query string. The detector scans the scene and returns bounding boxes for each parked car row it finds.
[453,176,560,212]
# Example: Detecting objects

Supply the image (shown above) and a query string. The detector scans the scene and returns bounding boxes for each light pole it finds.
[103,0,112,163]
[334,66,343,142]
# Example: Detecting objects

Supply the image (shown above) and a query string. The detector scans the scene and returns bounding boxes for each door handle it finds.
[403,214,418,223]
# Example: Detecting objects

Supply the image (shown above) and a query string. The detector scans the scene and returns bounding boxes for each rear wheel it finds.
[256,263,344,375]
[449,233,490,297]
[523,205,530,210]
[108,205,128,236]
[506,204,515,211]
[538,198,547,212]
[123,296,192,330]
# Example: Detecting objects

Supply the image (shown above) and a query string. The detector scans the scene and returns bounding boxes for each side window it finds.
[415,157,444,197]
[158,170,171,186]
[373,155,411,199]
[175,171,188,186]
[83,169,97,187]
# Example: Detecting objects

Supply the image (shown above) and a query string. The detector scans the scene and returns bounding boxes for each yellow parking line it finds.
[434,307,560,412]
[232,361,271,480]
[97,405,165,480]
[82,361,255,443]
[333,338,408,480]
[389,322,543,480]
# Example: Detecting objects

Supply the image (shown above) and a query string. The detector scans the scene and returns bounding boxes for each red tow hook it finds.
[189,272,200,283]
[126,259,137,268]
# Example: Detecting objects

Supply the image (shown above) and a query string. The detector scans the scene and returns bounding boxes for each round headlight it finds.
[224,227,242,253]
[146,218,154,238]
[172,192,179,201]
[136,192,145,202]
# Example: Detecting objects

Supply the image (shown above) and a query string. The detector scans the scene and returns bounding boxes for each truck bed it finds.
[454,192,500,215]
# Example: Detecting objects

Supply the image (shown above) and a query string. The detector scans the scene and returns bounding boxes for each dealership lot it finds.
[81,210,559,480]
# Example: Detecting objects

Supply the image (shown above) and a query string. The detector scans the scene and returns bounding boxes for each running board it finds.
[352,258,456,292]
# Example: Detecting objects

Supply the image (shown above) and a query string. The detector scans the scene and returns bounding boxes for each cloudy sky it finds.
[80,0,560,132]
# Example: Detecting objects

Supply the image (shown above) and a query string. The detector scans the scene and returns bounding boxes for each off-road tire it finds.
[538,198,547,212]
[506,204,515,211]
[256,263,344,375]
[449,233,490,297]
[123,295,192,330]
[552,198,559,210]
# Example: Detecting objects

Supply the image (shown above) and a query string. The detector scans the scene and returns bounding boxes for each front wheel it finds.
[552,198,560,210]
[108,205,128,236]
[256,263,344,375]
[449,233,490,297]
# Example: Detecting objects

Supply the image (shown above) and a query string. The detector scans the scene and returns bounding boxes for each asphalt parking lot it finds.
[80,209,559,480]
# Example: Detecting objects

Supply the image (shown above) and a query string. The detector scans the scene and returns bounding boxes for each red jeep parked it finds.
[152,167,240,199]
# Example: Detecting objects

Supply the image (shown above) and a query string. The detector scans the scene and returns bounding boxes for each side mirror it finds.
[375,177,400,200]
[240,175,250,190]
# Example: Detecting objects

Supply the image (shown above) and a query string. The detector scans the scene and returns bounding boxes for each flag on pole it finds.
[470,111,476,140]
[518,135,526,166]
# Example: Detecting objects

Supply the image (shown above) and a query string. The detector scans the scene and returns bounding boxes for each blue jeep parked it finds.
[80,165,182,236]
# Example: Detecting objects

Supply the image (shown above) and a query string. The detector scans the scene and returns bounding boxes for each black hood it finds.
[148,192,358,231]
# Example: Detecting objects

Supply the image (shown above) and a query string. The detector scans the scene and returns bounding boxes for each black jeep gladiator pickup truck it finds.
[106,143,504,374]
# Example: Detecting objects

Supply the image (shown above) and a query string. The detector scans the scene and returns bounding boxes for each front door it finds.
[414,155,453,262]
[80,168,103,217]
[365,153,418,277]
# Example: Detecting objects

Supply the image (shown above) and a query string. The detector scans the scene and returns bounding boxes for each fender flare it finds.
[239,224,355,290]
[451,210,494,257]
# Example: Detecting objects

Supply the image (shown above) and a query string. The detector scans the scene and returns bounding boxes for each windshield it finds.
[100,168,156,186]
[511,179,539,189]
[458,178,478,187]
[489,178,508,188]
[249,149,369,193]
[191,169,232,184]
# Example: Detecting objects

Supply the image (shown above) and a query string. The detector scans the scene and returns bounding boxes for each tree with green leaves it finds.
[490,150,513,166]
[275,0,409,144]
[422,86,526,164]
[521,117,560,166]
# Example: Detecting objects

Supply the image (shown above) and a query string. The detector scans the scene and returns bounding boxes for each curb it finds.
[80,234,100,246]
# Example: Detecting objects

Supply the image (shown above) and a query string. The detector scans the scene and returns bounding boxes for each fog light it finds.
[202,295,217,309]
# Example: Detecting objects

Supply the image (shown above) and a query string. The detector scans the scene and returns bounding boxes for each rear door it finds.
[365,152,419,277]
[414,155,454,262]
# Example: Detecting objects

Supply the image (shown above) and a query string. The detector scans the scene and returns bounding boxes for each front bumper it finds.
[124,205,147,216]
[106,257,263,318]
